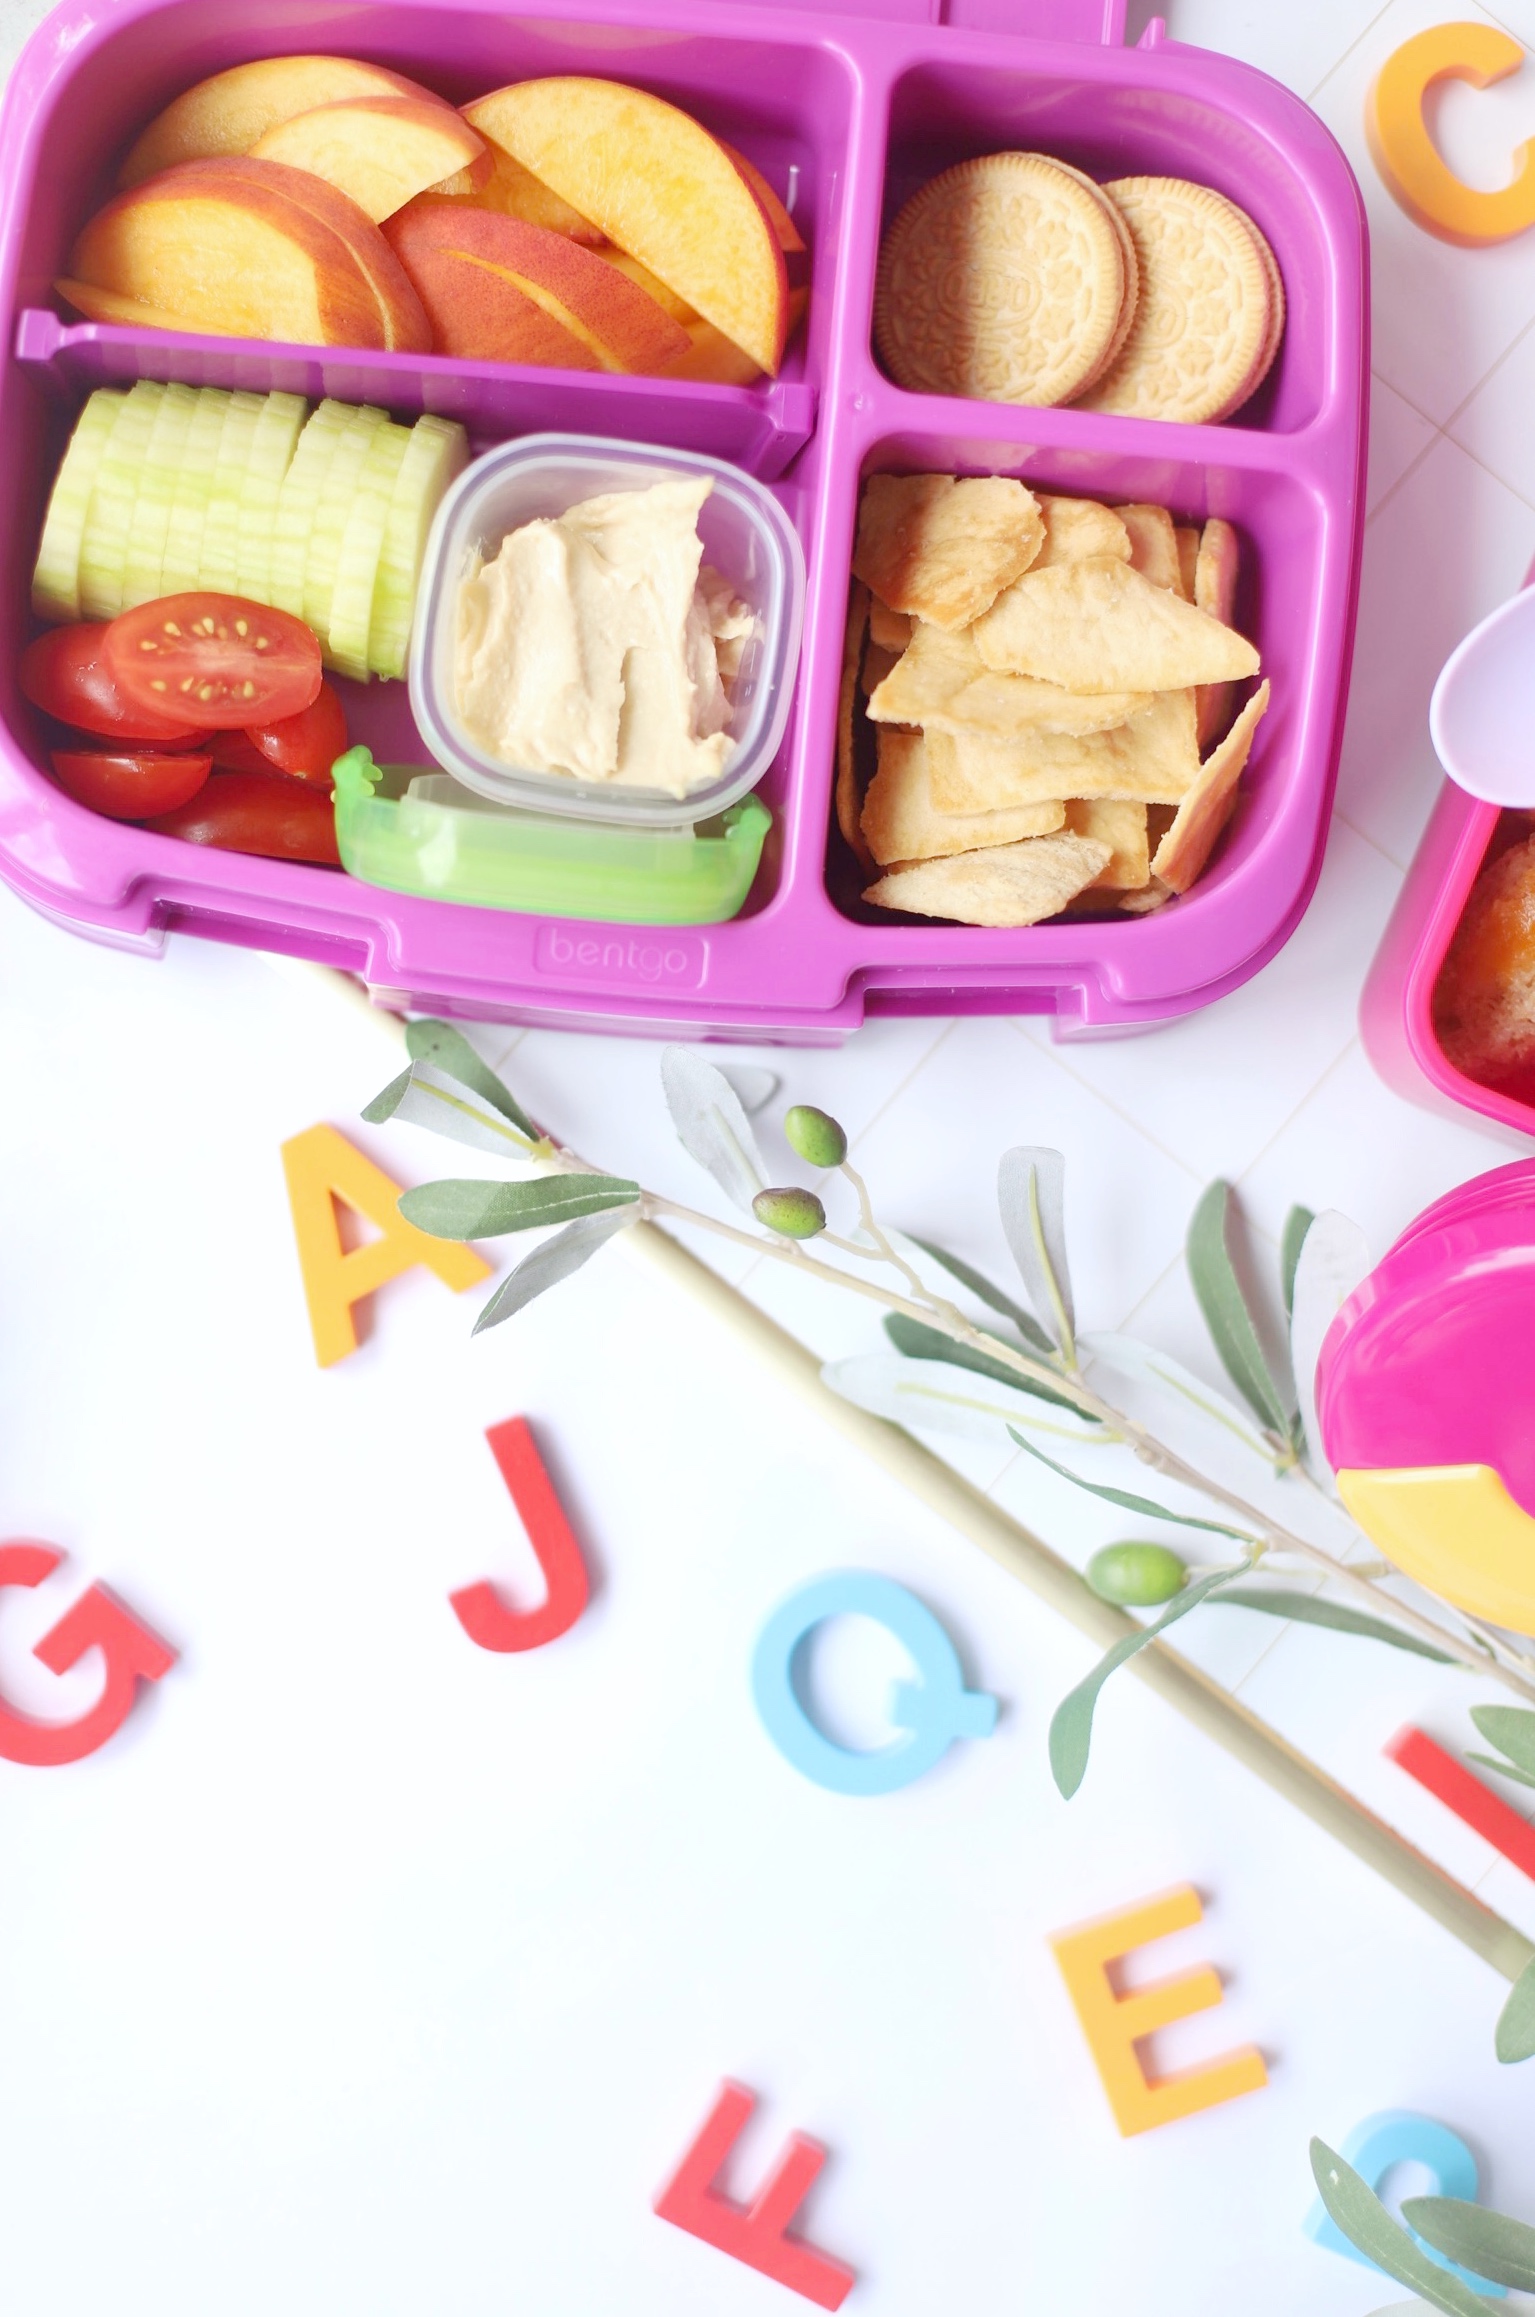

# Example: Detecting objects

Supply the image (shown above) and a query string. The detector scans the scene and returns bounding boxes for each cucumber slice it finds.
[302,401,387,648]
[160,387,232,599]
[122,379,199,610]
[197,390,265,594]
[266,399,354,619]
[77,381,166,621]
[328,419,410,682]
[32,389,125,624]
[235,390,307,607]
[370,415,468,680]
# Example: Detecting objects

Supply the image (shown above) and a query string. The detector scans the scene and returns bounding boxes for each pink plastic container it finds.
[1314,1160,1535,1636]
[0,0,1368,1040]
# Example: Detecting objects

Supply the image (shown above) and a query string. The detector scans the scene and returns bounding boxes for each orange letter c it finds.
[1367,22,1535,245]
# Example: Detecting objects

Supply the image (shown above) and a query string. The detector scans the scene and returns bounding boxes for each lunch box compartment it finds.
[877,52,1333,435]
[0,0,1368,1041]
[832,421,1329,945]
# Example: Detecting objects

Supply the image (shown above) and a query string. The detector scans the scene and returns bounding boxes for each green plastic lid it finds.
[331,747,771,926]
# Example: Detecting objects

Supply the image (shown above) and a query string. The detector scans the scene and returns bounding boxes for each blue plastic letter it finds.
[1304,2109,1504,2296]
[751,1570,999,1796]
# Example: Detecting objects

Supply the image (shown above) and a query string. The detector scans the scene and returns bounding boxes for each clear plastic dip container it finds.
[409,433,806,830]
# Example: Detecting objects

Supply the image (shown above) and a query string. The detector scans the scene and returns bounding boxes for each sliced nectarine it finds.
[69,161,387,348]
[200,155,430,350]
[119,54,450,187]
[464,77,788,374]
[251,96,490,223]
[659,288,808,385]
[385,201,689,373]
[55,277,211,333]
[717,141,805,256]
[435,144,604,242]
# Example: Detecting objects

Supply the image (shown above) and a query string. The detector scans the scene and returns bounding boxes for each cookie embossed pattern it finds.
[0,0,1366,1036]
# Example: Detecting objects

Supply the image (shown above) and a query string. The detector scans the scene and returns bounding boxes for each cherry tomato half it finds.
[21,624,212,744]
[246,681,347,788]
[102,594,322,729]
[209,730,283,777]
[51,748,213,820]
[143,769,340,864]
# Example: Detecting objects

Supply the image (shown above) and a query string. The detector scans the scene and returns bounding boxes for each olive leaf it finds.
[1281,1203,1315,1317]
[997,1147,1074,1359]
[1081,1331,1276,1467]
[472,1206,637,1334]
[1495,1954,1535,2063]
[824,1355,1103,1449]
[363,1060,536,1158]
[901,1234,1054,1353]
[1470,1706,1535,1782]
[1404,2198,1535,2291]
[1206,1587,1453,1663]
[1290,1208,1372,1477]
[1007,1430,1258,1542]
[1048,1565,1243,1798]
[1468,1754,1535,1793]
[1308,2142,1492,2317]
[659,1046,768,1212]
[399,1175,640,1240]
[404,1018,540,1139]
[883,1312,1088,1414]
[1187,1180,1292,1437]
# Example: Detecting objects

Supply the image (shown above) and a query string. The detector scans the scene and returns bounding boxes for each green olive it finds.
[753,1186,827,1239]
[783,1105,849,1169]
[1085,1541,1188,1608]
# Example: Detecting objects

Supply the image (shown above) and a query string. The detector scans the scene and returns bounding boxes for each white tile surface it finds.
[1308,0,1535,424]
[11,0,1535,2309]
[1334,430,1535,866]
[1366,371,1440,514]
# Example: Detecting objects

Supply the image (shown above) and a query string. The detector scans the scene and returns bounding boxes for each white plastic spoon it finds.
[1429,584,1535,807]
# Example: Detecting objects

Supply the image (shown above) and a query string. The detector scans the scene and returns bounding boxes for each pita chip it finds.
[869,597,915,651]
[867,621,1151,739]
[861,728,1065,865]
[925,687,1201,812]
[1065,797,1150,888]
[864,831,1113,926]
[1195,517,1242,745]
[1114,503,1183,594]
[1152,680,1270,892]
[851,472,1044,630]
[971,555,1261,692]
[1034,493,1132,567]
[1174,525,1199,601]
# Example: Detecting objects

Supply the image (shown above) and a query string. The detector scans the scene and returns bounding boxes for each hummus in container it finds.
[453,476,756,801]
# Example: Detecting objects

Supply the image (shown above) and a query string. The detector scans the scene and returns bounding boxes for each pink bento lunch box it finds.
[0,0,1369,1042]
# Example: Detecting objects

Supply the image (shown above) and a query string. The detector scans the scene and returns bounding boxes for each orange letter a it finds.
[281,1123,492,1367]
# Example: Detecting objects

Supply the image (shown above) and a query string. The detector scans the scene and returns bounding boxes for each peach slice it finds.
[437,144,604,242]
[198,155,431,350]
[55,277,210,332]
[119,54,449,188]
[385,201,689,373]
[659,286,808,386]
[464,77,788,374]
[597,248,698,324]
[717,140,805,256]
[69,162,386,348]
[251,96,490,223]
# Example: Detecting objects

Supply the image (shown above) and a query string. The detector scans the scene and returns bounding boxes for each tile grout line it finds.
[1305,0,1403,101]
[1002,1016,1208,1187]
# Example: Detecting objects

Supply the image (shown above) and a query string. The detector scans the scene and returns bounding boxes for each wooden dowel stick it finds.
[306,963,1535,1987]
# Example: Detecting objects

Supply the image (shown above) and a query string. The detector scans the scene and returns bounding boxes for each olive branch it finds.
[362,1019,1535,2064]
[368,1031,1533,1736]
